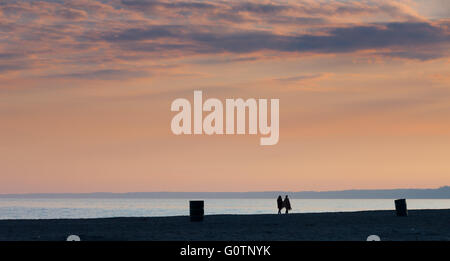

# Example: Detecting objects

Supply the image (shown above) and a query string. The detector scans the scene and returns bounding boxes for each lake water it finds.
[0,198,449,219]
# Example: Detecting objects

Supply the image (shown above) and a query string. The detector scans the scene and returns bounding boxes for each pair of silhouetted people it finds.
[277,195,292,214]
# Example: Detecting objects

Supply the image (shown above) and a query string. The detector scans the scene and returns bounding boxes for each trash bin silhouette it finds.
[190,200,204,222]
[394,199,408,216]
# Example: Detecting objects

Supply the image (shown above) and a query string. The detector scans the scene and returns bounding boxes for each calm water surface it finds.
[0,198,449,219]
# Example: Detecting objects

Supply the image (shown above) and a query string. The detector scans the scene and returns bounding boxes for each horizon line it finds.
[1,186,449,196]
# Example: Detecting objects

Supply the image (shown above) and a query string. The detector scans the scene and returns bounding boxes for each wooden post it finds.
[394,199,408,216]
[190,200,204,222]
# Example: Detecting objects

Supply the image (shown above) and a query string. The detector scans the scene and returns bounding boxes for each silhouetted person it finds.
[277,195,283,214]
[284,195,291,214]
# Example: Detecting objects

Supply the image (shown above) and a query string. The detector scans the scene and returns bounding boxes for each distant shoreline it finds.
[1,186,449,199]
[1,209,449,241]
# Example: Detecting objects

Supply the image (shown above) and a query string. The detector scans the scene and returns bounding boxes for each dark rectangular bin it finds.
[395,199,408,217]
[190,200,204,222]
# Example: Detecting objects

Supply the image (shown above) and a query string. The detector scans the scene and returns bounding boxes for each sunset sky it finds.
[1,0,449,193]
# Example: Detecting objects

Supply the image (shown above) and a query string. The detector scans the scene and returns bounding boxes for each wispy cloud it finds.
[43,69,151,80]
[0,0,448,80]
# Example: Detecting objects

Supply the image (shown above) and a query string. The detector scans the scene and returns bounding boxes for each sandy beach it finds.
[0,209,449,241]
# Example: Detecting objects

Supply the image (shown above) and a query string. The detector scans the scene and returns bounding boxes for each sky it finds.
[0,0,449,193]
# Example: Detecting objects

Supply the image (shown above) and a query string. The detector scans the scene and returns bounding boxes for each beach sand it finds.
[0,209,449,241]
